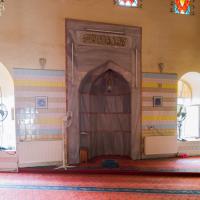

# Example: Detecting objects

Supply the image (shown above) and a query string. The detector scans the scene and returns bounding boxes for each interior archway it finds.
[178,72,200,139]
[0,63,16,150]
[80,69,131,159]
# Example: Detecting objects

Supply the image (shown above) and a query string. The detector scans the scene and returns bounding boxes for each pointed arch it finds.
[79,65,131,158]
[79,60,132,93]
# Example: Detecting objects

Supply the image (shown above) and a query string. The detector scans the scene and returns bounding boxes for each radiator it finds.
[0,151,18,171]
[18,140,63,167]
[144,136,177,155]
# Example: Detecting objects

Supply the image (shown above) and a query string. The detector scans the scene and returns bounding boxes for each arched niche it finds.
[66,20,141,164]
[80,69,131,158]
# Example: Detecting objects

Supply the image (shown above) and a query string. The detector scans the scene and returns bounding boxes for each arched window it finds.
[171,0,194,15]
[177,73,200,139]
[178,80,192,105]
[177,80,192,139]
[115,0,142,8]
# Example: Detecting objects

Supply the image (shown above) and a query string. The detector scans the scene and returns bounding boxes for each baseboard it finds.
[18,161,62,168]
[141,153,177,160]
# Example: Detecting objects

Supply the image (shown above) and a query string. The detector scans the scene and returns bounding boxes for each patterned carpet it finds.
[1,172,200,199]
[20,156,200,174]
[78,156,200,172]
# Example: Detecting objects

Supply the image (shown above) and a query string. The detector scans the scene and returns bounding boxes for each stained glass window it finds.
[172,0,194,15]
[115,0,142,8]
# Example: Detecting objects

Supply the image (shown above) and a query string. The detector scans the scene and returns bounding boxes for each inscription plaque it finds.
[77,31,131,49]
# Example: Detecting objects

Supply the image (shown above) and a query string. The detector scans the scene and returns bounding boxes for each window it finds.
[177,79,200,139]
[115,0,141,8]
[177,80,192,139]
[178,80,192,105]
[172,0,194,15]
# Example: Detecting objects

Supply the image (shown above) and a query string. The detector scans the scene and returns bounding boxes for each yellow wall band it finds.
[142,82,177,89]
[15,80,65,88]
[142,115,177,121]
[35,118,62,125]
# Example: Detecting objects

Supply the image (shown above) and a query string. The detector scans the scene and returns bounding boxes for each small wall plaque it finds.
[35,96,48,109]
[153,96,163,107]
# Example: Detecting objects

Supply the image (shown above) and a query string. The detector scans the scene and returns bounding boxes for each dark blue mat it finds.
[102,160,119,169]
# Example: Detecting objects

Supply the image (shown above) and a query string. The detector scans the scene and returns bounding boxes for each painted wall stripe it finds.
[15,102,66,109]
[17,135,62,141]
[15,108,66,114]
[142,116,176,121]
[142,124,177,129]
[15,124,62,130]
[15,97,66,103]
[13,69,65,77]
[143,78,177,84]
[142,82,177,89]
[142,106,176,111]
[34,118,62,125]
[142,111,177,116]
[142,101,177,107]
[15,86,66,92]
[0,184,199,195]
[15,80,65,88]
[37,108,66,114]
[142,97,176,102]
[16,129,61,135]
[142,92,177,98]
[14,76,65,82]
[142,73,177,79]
[142,132,176,136]
[16,113,66,119]
[142,121,177,126]
[142,88,177,93]
[15,91,66,98]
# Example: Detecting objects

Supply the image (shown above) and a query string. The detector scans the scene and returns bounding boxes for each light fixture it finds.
[106,70,113,93]
[39,57,47,69]
[0,0,5,16]
[158,63,165,73]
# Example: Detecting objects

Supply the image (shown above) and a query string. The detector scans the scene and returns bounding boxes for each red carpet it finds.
[3,156,198,199]
[1,173,200,199]
[20,156,200,175]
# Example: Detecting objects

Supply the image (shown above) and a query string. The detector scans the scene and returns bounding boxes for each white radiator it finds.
[18,140,62,167]
[144,136,177,155]
[0,151,18,171]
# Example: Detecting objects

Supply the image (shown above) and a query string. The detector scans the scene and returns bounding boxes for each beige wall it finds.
[0,0,199,76]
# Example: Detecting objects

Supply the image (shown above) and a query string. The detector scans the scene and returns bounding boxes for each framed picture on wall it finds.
[35,96,48,109]
[153,96,163,107]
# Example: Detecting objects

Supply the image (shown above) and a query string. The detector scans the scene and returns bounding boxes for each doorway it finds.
[0,62,16,150]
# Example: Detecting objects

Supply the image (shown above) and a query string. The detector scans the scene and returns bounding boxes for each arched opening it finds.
[178,72,200,139]
[0,63,16,150]
[80,69,131,159]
